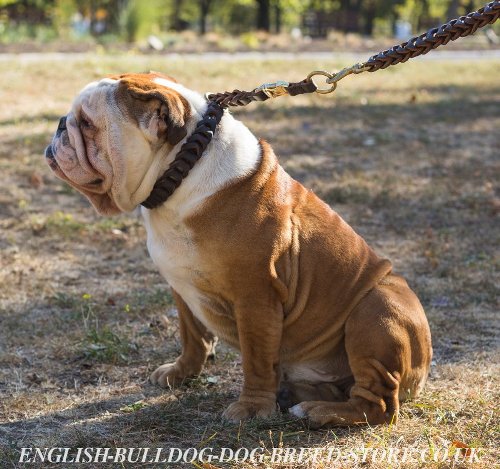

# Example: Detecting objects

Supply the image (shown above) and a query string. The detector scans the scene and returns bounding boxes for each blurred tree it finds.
[273,0,281,32]
[199,0,213,34]
[339,0,362,33]
[0,0,55,25]
[171,0,184,30]
[418,0,430,28]
[224,0,255,34]
[396,0,464,33]
[256,0,270,31]
[362,0,404,36]
[446,0,460,19]
[3,0,489,42]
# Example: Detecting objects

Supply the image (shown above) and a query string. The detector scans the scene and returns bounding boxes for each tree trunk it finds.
[417,0,430,30]
[363,4,376,36]
[256,0,270,31]
[274,1,282,34]
[338,0,361,33]
[171,0,183,31]
[199,0,211,35]
[446,0,460,21]
[89,0,97,36]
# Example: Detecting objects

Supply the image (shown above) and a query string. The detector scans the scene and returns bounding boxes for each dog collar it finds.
[141,101,224,209]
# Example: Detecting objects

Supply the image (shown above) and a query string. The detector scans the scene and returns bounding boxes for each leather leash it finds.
[142,0,499,209]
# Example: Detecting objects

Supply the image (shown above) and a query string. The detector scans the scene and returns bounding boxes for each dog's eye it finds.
[80,116,94,130]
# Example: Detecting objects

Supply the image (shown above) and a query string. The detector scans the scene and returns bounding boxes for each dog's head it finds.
[45,72,202,215]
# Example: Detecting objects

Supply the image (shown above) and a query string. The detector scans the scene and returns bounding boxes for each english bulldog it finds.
[45,72,432,427]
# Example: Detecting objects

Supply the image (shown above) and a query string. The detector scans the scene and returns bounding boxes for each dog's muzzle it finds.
[45,115,67,167]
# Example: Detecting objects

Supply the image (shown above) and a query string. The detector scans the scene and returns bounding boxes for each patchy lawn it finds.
[0,55,498,468]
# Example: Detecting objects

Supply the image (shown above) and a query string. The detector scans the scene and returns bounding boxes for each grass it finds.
[0,54,499,468]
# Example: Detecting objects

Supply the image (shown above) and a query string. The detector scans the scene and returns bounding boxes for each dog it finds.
[45,72,432,427]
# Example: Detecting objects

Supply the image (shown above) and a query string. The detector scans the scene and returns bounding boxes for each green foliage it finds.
[120,400,148,412]
[0,0,494,41]
[44,210,86,236]
[0,0,17,7]
[240,30,260,48]
[77,293,138,364]
[223,1,255,33]
[83,325,137,363]
[118,0,172,41]
[120,0,140,42]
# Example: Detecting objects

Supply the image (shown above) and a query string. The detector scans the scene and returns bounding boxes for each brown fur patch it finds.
[111,73,190,146]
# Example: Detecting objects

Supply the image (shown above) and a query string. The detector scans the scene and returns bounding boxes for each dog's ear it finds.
[123,81,189,146]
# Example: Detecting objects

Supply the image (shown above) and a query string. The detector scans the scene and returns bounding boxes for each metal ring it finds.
[307,70,337,94]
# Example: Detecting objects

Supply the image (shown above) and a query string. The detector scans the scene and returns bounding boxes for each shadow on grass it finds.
[0,386,346,464]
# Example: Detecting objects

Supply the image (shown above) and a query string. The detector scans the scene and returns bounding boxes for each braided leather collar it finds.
[141,101,224,209]
[207,78,316,107]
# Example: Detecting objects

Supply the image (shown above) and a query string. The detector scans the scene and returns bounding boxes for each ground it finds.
[0,54,498,468]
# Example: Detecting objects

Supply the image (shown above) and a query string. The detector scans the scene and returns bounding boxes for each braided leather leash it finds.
[142,0,499,209]
[365,0,500,72]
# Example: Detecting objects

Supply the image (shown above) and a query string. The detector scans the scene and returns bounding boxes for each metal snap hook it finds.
[306,71,337,94]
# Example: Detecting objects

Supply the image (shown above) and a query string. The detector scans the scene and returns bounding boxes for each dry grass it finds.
[0,54,499,468]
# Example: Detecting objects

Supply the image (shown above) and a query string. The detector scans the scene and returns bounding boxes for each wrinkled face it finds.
[45,72,193,215]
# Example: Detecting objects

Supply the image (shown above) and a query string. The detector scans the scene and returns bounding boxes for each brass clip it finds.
[307,63,371,94]
[255,80,290,99]
[326,63,371,85]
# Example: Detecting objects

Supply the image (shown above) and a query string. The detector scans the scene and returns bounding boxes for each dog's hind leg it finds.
[289,358,400,427]
[150,289,217,388]
[290,274,431,427]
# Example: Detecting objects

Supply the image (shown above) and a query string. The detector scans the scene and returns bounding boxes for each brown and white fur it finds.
[45,72,432,427]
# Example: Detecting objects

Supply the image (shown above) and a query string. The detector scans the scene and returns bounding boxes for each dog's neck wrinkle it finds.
[142,112,260,225]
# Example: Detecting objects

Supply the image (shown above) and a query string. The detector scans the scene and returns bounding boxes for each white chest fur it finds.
[142,207,206,321]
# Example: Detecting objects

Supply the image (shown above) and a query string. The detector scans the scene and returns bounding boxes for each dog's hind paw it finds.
[289,403,307,418]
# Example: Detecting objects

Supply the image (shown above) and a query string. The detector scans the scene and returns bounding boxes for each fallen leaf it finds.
[451,440,473,457]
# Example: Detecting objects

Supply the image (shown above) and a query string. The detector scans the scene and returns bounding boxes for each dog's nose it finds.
[58,116,67,131]
[44,144,58,169]
[56,116,67,137]
[45,144,54,160]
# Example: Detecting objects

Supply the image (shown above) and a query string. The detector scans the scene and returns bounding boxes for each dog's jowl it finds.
[45,72,432,427]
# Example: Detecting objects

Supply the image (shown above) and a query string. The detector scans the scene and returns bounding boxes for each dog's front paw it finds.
[150,362,192,388]
[223,398,277,422]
